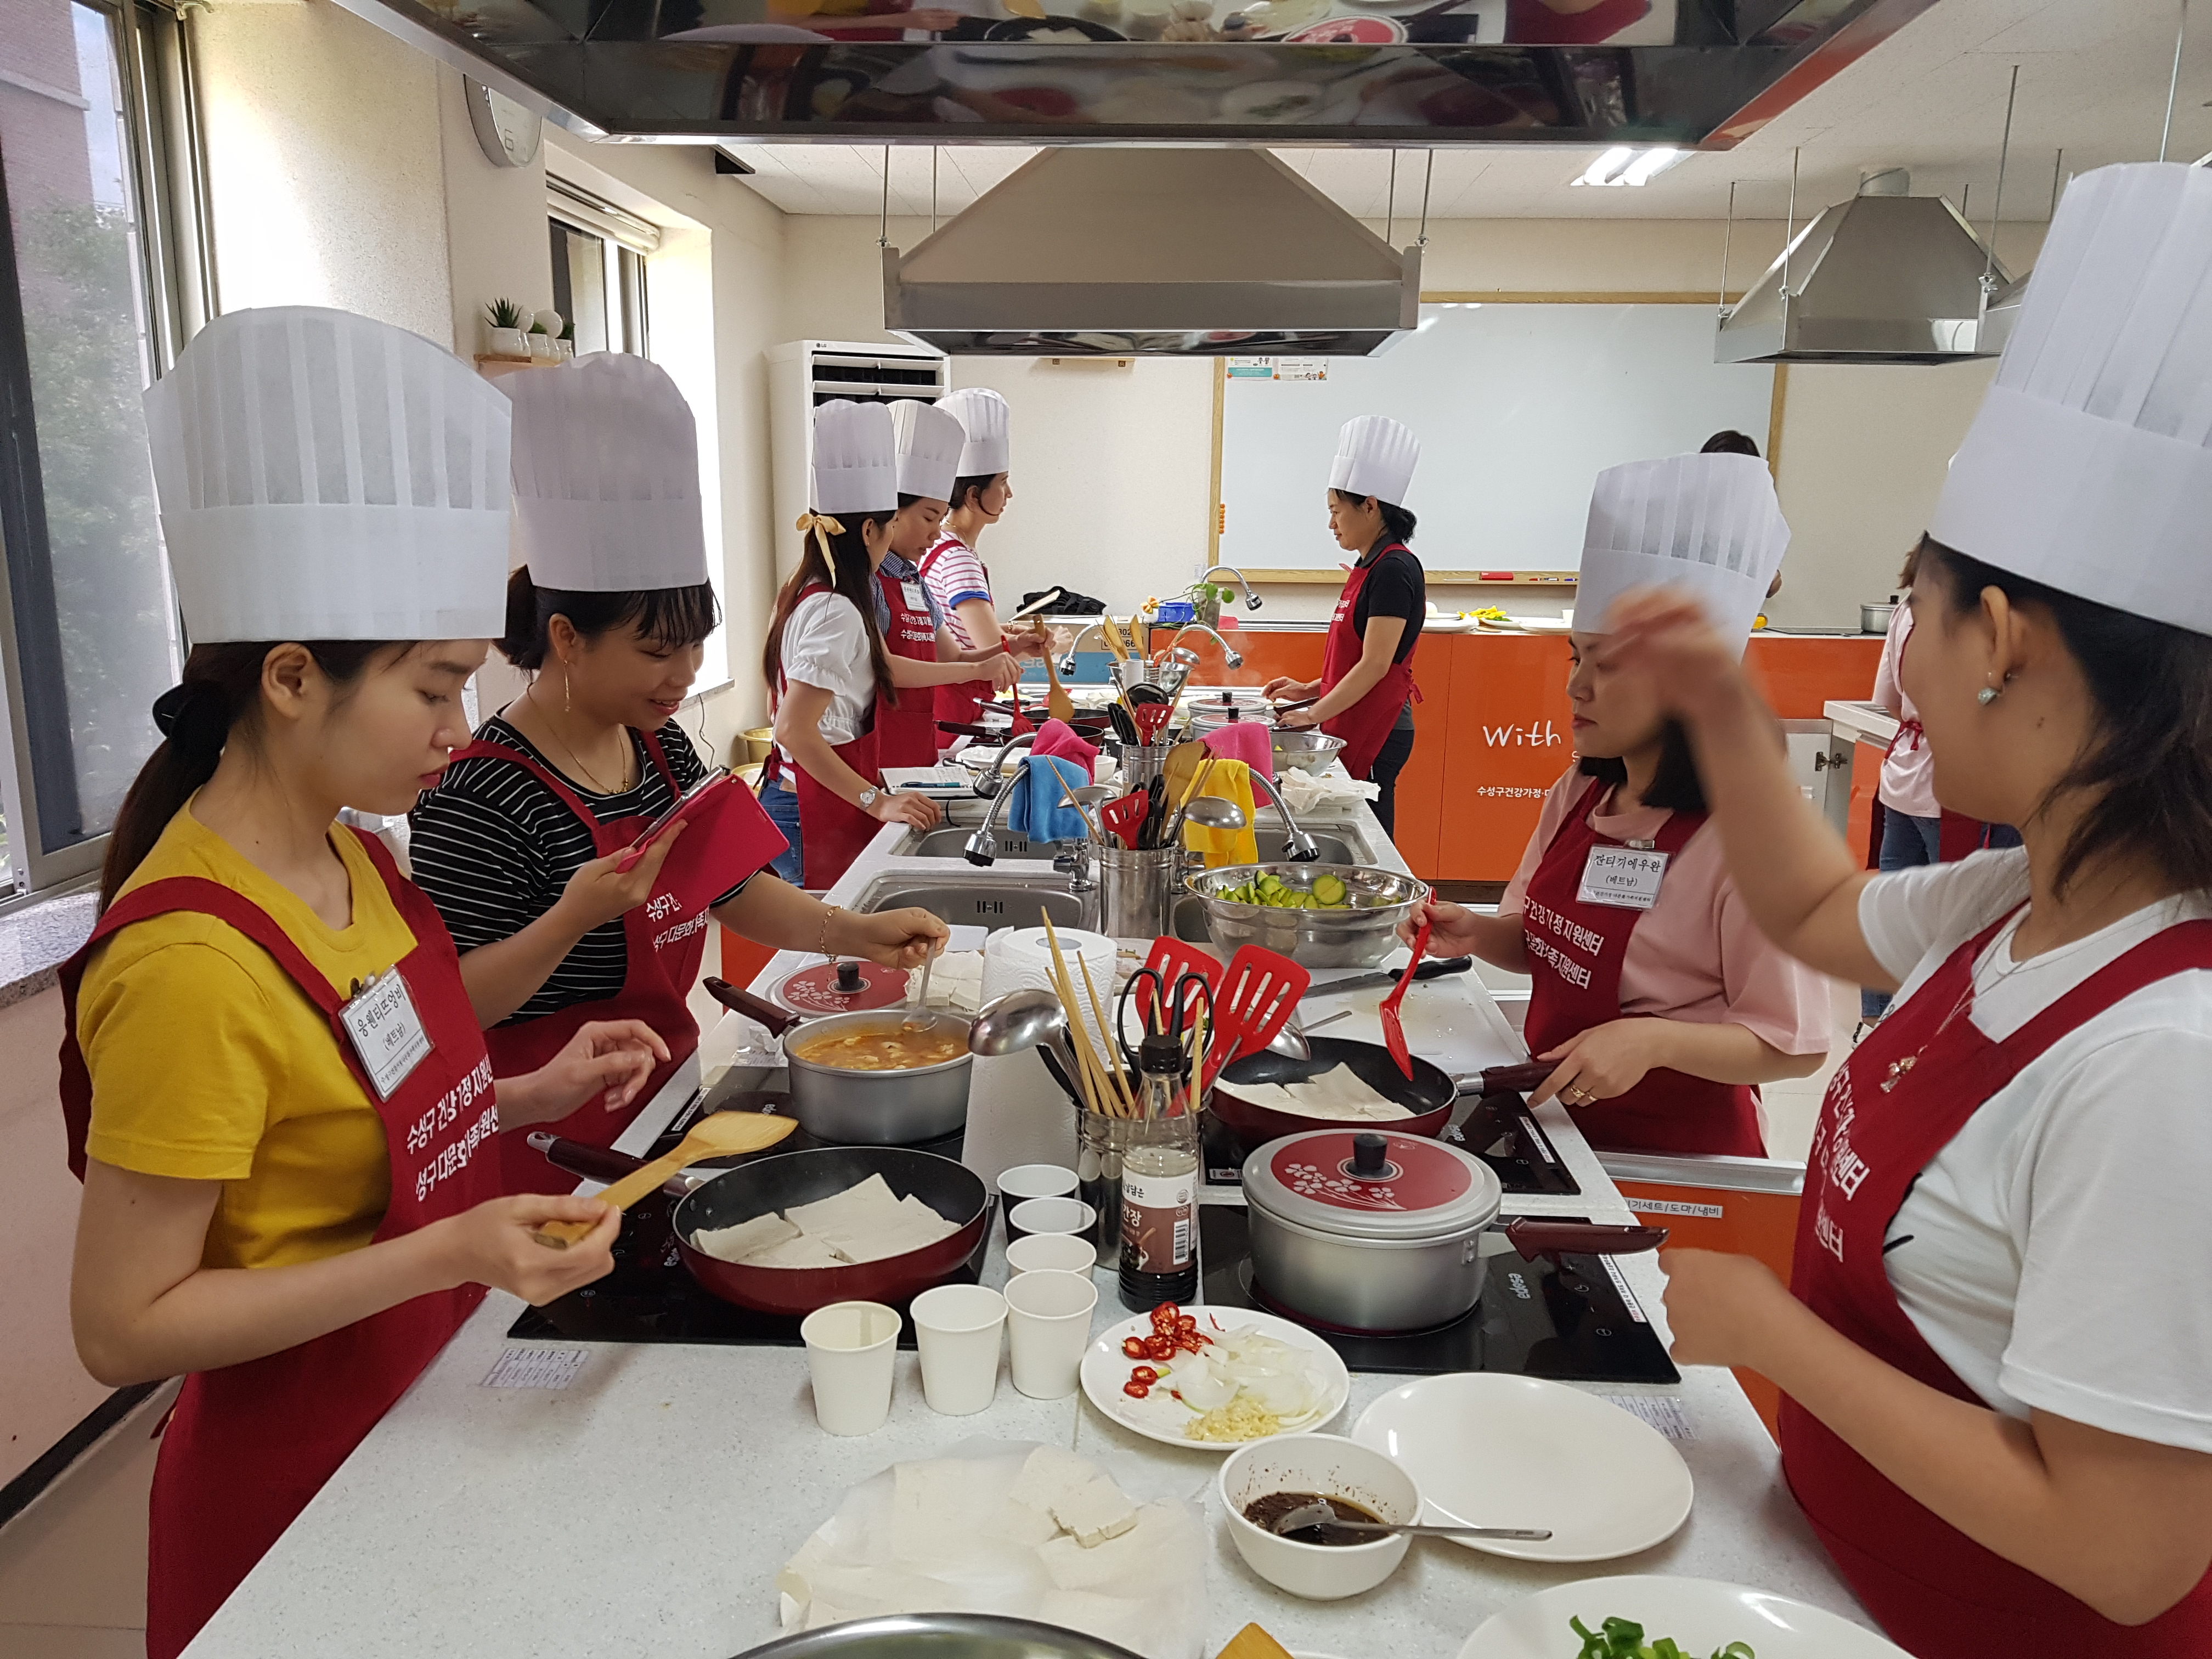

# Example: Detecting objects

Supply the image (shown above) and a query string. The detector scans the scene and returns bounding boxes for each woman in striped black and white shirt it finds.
[410,355,943,1193]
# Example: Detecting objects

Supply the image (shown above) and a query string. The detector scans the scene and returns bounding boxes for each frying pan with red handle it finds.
[530,1133,990,1319]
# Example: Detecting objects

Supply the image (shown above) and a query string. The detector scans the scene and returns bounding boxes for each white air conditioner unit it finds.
[768,339,949,578]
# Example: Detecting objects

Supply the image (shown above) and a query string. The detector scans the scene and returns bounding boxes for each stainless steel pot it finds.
[1240,1129,1666,1334]
[1861,601,1897,633]
[736,1613,1144,1659]
[705,979,973,1145]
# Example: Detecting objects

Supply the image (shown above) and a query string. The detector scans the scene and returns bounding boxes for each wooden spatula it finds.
[1161,740,1206,808]
[532,1111,796,1247]
[1035,623,1076,723]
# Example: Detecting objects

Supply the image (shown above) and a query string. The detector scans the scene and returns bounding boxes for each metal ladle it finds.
[1169,792,1248,844]
[967,989,1086,1106]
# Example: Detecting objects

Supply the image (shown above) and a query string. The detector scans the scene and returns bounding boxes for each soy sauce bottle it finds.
[1118,1033,1200,1311]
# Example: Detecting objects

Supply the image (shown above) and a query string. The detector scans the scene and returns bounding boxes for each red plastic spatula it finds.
[1204,944,1311,1088]
[1136,936,1219,1029]
[1101,789,1149,849]
[1380,918,1431,1079]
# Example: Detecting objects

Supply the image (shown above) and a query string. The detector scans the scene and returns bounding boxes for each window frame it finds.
[0,0,210,905]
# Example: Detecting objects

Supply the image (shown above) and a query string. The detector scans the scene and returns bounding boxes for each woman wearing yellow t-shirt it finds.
[62,308,658,1659]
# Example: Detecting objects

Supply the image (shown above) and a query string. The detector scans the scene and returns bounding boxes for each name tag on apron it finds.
[338,968,433,1100]
[1578,843,1669,911]
[900,580,928,616]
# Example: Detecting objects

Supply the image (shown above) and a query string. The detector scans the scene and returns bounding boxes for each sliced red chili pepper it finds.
[1122,1380,1150,1399]
[1121,1336,1148,1359]
[1129,1364,1159,1384]
[1144,1334,1175,1361]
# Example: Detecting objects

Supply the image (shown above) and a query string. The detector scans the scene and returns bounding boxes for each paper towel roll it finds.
[965,927,1118,1189]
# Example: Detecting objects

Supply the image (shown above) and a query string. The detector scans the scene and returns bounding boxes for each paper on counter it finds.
[776,1440,1203,1658]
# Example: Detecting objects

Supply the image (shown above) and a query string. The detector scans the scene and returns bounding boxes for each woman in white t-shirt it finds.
[1596,161,2212,1659]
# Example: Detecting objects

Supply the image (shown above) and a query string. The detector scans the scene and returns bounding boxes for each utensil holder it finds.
[1093,841,1183,939]
[1114,740,1171,794]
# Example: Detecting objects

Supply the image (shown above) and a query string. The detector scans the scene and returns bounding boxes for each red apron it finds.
[1319,543,1420,780]
[773,583,887,891]
[1519,777,1765,1156]
[918,533,996,735]
[58,830,500,1659]
[449,731,780,1195]
[873,562,941,772]
[1783,910,2212,1656]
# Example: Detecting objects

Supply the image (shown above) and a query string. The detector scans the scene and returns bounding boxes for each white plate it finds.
[1080,1306,1349,1452]
[1455,1574,1911,1659]
[1353,1374,1692,1561]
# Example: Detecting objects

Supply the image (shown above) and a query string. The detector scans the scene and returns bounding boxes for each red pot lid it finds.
[774,960,909,1014]
[1241,1128,1500,1242]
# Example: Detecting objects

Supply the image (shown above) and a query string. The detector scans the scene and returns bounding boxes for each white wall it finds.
[778,210,2045,630]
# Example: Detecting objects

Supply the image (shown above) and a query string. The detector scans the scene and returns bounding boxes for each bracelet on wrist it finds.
[817,904,842,958]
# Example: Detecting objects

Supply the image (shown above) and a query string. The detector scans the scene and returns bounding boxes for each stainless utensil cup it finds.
[1092,842,1187,939]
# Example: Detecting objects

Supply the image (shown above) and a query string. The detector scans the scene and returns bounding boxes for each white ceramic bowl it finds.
[1217,1433,1418,1600]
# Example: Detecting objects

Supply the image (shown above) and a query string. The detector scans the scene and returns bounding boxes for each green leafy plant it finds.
[484,297,524,329]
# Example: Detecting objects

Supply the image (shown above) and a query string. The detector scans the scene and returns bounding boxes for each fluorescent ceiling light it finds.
[1571,146,1689,188]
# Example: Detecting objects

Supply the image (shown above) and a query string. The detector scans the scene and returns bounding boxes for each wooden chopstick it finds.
[1042,909,1128,1118]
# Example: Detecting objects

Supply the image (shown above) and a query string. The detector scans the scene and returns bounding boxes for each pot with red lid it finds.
[1240,1129,1668,1335]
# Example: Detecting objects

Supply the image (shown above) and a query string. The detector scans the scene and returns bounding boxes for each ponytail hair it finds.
[101,640,392,912]
[763,507,898,714]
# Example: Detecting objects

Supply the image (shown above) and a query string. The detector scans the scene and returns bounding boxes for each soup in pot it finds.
[789,1020,967,1072]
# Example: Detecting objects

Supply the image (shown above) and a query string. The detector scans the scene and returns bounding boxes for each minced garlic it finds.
[1181,1392,1283,1443]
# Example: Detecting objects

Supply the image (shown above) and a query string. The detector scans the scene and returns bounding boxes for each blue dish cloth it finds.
[1006,755,1092,844]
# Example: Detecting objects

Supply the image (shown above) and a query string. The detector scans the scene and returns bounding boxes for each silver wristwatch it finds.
[856,786,881,810]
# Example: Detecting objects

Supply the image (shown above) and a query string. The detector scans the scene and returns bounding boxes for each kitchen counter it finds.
[180,794,1874,1659]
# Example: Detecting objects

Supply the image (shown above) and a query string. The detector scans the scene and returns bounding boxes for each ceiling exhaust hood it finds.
[883,149,1418,357]
[1716,170,2007,365]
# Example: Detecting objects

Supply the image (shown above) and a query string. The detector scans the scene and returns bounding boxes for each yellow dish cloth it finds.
[1183,759,1259,869]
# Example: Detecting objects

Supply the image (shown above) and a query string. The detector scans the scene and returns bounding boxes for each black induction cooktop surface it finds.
[1195,1206,1678,1385]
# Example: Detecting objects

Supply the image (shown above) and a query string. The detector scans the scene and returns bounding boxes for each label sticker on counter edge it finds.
[1600,1253,1648,1323]
[482,1347,589,1390]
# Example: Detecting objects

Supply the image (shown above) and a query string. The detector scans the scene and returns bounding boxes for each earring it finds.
[1977,684,2001,706]
[564,672,572,715]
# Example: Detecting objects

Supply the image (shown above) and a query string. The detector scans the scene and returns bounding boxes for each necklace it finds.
[527,681,631,796]
[1879,910,2032,1093]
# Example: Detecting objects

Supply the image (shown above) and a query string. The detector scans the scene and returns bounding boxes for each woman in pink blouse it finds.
[1405,452,1830,1156]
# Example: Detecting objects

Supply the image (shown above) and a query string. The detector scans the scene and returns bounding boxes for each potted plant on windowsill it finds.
[528,308,563,360]
[484,298,529,360]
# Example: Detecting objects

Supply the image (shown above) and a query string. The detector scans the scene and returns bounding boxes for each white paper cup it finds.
[1003,1268,1098,1400]
[998,1163,1080,1222]
[1007,1195,1096,1244]
[910,1284,1007,1417]
[1006,1232,1097,1278]
[799,1300,900,1436]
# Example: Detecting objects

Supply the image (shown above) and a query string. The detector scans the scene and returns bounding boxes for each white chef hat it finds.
[506,352,708,593]
[1577,452,1790,648]
[143,306,510,642]
[1931,162,2212,635]
[1328,415,1420,507]
[810,400,897,515]
[889,398,965,503]
[936,387,1012,478]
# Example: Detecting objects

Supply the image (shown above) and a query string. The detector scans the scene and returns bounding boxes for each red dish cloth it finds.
[1031,719,1100,775]
[1203,720,1274,783]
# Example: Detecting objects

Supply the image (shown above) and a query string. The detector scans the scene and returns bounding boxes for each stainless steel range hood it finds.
[884,149,1418,357]
[1716,170,2007,365]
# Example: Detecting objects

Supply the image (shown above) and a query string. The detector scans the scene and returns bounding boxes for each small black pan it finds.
[1214,1033,1454,1148]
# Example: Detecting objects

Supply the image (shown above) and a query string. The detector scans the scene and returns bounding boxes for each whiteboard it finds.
[1217,303,1775,574]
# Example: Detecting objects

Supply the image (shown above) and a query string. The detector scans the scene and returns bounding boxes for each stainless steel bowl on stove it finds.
[1186,862,1427,969]
[735,1613,1144,1659]
[1242,1129,1666,1334]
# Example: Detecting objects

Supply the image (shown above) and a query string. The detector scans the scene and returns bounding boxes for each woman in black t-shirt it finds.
[1265,415,1426,834]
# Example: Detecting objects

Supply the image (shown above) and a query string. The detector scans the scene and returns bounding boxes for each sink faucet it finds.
[1057,620,1110,676]
[972,730,1037,800]
[963,758,1027,866]
[1246,768,1321,861]
[1153,622,1243,669]
[1199,564,1263,612]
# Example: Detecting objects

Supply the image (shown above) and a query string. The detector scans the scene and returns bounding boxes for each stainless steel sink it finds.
[902,827,1359,864]
[855,873,1082,931]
